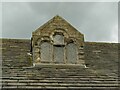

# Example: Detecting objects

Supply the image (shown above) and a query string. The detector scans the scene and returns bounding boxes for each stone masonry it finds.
[31,15,85,66]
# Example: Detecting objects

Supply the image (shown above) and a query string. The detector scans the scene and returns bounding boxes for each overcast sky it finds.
[2,2,118,42]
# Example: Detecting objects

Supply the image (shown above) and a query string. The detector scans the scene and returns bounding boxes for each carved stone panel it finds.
[40,42,52,62]
[53,34,64,45]
[66,43,77,64]
[54,46,64,63]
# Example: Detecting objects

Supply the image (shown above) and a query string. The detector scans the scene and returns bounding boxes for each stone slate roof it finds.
[1,39,119,90]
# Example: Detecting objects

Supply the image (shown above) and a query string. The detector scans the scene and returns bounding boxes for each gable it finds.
[32,15,84,49]
[31,15,85,65]
[32,15,84,38]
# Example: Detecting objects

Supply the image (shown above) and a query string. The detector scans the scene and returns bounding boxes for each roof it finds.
[1,39,119,89]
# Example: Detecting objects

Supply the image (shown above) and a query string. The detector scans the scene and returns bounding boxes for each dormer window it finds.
[40,41,52,63]
[66,42,77,64]
[32,15,85,66]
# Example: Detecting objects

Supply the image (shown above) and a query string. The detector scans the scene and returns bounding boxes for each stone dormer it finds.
[31,15,85,66]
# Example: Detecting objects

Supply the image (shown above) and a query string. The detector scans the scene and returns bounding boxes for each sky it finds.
[1,2,118,43]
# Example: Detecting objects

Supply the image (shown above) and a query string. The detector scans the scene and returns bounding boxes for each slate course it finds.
[1,39,119,90]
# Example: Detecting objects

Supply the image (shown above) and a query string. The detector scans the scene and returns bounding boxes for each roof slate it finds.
[1,39,119,89]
